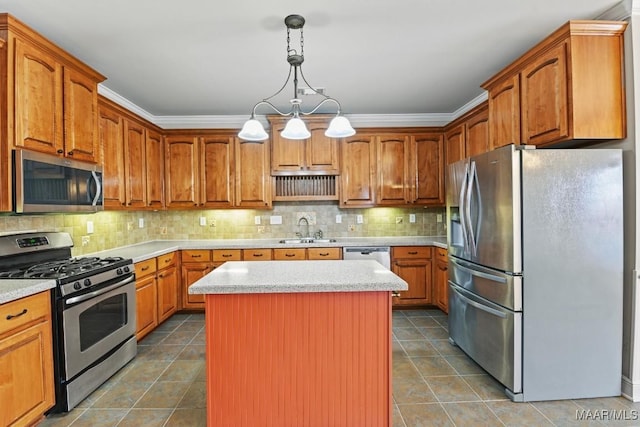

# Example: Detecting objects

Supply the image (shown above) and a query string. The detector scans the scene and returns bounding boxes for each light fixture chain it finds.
[286,26,291,56]
[300,27,304,58]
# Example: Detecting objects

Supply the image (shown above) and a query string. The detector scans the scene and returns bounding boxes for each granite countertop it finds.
[189,260,408,294]
[0,235,446,304]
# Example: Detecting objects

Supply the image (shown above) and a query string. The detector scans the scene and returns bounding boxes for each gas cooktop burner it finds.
[0,256,128,280]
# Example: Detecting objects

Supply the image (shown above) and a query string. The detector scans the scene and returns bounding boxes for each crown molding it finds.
[99,84,488,130]
[596,0,632,20]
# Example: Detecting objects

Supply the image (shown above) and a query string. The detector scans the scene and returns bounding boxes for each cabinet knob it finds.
[67,151,74,156]
[57,149,64,154]
[391,291,400,298]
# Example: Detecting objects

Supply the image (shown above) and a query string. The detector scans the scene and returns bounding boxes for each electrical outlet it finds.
[138,218,144,228]
[209,218,216,227]
[257,226,265,233]
[127,222,133,231]
[348,224,355,232]
[86,221,94,234]
[409,214,416,223]
[81,236,90,246]
[356,215,363,224]
[437,214,443,223]
[160,226,168,235]
[395,217,403,224]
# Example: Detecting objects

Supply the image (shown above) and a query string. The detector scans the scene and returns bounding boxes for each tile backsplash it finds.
[0,203,446,256]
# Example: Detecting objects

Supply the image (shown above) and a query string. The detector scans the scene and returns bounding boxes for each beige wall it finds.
[0,203,446,256]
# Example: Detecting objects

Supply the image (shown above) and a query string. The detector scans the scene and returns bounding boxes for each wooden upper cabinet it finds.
[483,20,627,147]
[145,129,164,208]
[269,116,340,175]
[123,119,147,209]
[63,67,100,162]
[411,133,444,206]
[464,104,490,157]
[165,135,199,208]
[235,137,272,208]
[340,134,376,208]
[201,135,234,208]
[99,103,126,208]
[444,124,465,165]
[13,38,64,155]
[376,134,409,205]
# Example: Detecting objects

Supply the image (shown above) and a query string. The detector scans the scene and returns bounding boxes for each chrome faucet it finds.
[296,217,310,239]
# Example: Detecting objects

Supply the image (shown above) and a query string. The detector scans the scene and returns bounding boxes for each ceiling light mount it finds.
[238,14,356,141]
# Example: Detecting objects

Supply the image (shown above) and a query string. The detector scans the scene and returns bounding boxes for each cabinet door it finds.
[235,138,272,208]
[201,135,234,208]
[135,274,158,341]
[340,135,376,207]
[444,125,465,165]
[465,104,490,157]
[376,135,409,205]
[63,67,99,162]
[520,42,569,146]
[271,125,306,173]
[14,38,64,154]
[392,258,432,306]
[306,124,340,174]
[273,248,306,260]
[181,263,211,309]
[145,130,165,208]
[411,133,444,206]
[307,247,341,260]
[99,105,126,209]
[165,136,199,208]
[157,265,179,324]
[434,259,448,313]
[124,120,147,208]
[488,74,521,148]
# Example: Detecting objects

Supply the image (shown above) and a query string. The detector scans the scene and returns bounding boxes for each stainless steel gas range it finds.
[0,232,137,412]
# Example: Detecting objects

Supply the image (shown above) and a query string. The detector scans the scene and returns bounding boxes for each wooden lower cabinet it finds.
[433,247,448,313]
[243,248,273,261]
[274,247,342,261]
[157,252,179,323]
[135,258,158,340]
[181,250,213,310]
[391,246,433,306]
[0,291,55,426]
[307,247,342,260]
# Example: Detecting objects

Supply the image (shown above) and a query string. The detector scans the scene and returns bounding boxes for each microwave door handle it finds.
[89,171,102,206]
[459,163,470,253]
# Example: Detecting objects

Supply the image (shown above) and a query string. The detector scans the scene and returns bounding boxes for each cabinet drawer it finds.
[273,248,306,260]
[135,258,157,278]
[307,247,341,260]
[181,250,212,262]
[0,291,51,336]
[157,252,178,269]
[393,246,433,259]
[213,249,242,262]
[243,249,273,261]
[435,247,447,261]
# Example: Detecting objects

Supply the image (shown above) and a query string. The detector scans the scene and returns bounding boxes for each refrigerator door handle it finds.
[450,257,508,284]
[465,161,477,256]
[459,163,470,253]
[450,284,508,319]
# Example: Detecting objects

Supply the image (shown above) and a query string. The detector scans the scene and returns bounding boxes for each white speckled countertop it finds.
[189,260,408,294]
[0,279,56,304]
[0,235,445,304]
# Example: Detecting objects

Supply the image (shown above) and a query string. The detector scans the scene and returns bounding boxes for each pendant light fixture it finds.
[238,14,356,141]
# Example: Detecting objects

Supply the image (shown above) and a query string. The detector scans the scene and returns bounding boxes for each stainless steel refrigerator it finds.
[446,144,623,402]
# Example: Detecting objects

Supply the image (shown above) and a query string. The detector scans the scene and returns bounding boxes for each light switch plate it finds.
[409,214,416,223]
[200,217,207,226]
[335,214,342,224]
[356,215,363,224]
[254,216,261,225]
[86,221,94,234]
[270,215,282,225]
[138,218,144,228]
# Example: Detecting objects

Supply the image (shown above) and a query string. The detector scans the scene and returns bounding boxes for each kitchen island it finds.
[189,260,407,427]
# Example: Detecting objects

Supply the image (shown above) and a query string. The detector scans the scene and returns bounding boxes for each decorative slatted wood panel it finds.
[273,175,338,201]
[205,291,392,427]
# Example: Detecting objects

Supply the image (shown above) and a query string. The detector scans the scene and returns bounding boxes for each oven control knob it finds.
[84,278,91,287]
[123,266,131,273]
[73,282,82,290]
[117,268,123,275]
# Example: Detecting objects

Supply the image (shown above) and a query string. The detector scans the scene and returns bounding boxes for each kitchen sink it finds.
[279,238,337,244]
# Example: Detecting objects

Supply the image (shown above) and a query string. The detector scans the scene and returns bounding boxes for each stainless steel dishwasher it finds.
[342,247,391,269]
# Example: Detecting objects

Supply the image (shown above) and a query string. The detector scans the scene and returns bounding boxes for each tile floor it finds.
[40,309,637,427]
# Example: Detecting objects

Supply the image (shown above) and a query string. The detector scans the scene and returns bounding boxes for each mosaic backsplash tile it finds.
[0,203,446,256]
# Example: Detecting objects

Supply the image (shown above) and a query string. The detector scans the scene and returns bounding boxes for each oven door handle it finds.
[65,274,135,306]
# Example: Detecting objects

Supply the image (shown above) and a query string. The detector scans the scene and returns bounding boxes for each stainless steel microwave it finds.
[13,149,103,213]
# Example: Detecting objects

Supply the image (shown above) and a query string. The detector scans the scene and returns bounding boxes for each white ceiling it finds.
[0,0,627,126]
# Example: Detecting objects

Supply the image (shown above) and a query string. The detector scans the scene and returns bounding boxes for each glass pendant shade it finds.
[325,116,356,138]
[281,117,311,140]
[238,119,269,141]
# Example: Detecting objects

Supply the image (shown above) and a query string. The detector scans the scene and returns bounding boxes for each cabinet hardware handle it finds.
[253,253,263,257]
[408,251,418,255]
[192,254,202,258]
[319,253,329,256]
[164,259,171,263]
[6,309,27,320]
[159,274,164,278]
[222,254,232,258]
[57,149,64,154]
[67,151,73,156]
[391,291,400,298]
[285,253,295,257]
[141,266,149,271]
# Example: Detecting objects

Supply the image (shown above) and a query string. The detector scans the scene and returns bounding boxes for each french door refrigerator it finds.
[446,144,623,402]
